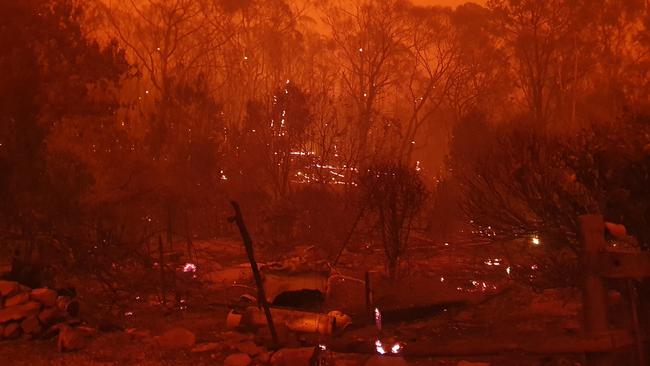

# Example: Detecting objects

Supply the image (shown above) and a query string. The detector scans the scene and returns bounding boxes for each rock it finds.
[270,348,314,366]
[156,327,196,350]
[38,307,65,326]
[221,330,254,343]
[58,325,87,352]
[457,361,490,366]
[0,301,41,323]
[57,296,79,316]
[5,292,30,307]
[364,355,409,366]
[224,353,252,366]
[41,322,64,339]
[125,328,152,339]
[0,280,20,297]
[257,351,271,363]
[3,322,22,339]
[236,340,263,356]
[191,342,222,353]
[21,316,42,334]
[31,288,58,307]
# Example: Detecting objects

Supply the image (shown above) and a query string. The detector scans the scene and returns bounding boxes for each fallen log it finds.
[227,306,352,335]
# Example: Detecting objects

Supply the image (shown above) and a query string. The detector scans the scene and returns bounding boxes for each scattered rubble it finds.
[0,281,80,343]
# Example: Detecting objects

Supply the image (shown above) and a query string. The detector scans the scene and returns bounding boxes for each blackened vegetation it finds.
[360,163,427,279]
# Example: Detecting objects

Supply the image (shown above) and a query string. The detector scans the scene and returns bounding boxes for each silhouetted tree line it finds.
[0,0,648,289]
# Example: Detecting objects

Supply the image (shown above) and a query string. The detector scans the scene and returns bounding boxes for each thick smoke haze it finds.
[0,1,648,364]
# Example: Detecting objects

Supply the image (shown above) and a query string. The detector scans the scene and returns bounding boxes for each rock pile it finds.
[0,280,79,340]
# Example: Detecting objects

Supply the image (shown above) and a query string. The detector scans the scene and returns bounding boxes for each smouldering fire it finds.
[183,263,197,273]
[374,307,382,331]
[375,339,387,355]
[374,339,404,355]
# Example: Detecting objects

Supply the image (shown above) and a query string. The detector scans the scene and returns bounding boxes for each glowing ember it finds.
[531,236,541,245]
[484,258,502,266]
[374,308,382,331]
[318,344,327,351]
[506,266,511,275]
[183,263,197,273]
[375,339,387,355]
[391,343,402,354]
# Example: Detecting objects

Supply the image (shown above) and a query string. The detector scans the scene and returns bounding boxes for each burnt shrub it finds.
[360,162,427,279]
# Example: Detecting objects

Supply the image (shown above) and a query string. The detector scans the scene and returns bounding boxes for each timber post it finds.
[579,214,611,366]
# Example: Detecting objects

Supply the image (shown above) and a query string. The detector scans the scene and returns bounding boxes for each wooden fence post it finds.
[579,214,611,366]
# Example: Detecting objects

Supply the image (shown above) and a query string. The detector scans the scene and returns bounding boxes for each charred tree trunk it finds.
[158,235,166,305]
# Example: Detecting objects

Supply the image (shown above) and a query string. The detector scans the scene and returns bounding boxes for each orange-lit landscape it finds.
[0,1,649,365]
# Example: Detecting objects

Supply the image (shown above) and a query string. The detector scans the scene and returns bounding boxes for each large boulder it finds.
[156,327,196,350]
[31,288,58,307]
[224,353,252,366]
[4,292,30,307]
[0,280,20,297]
[0,301,41,323]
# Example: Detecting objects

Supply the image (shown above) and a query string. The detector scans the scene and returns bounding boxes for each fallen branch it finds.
[228,201,279,347]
